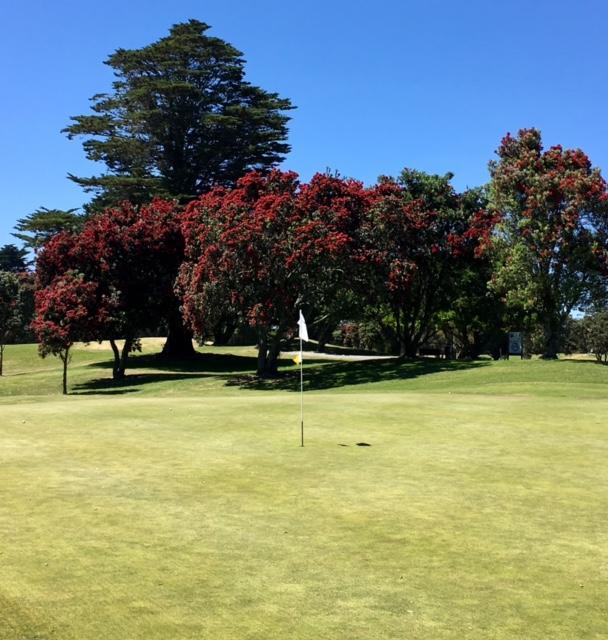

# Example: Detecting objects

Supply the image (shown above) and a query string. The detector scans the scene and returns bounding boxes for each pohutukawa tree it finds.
[290,173,372,350]
[36,199,186,378]
[489,129,608,358]
[178,170,300,377]
[178,170,371,376]
[438,187,506,359]
[64,19,293,211]
[32,273,100,394]
[364,170,495,358]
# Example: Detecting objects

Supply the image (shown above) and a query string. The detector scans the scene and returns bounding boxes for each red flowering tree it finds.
[179,171,299,376]
[289,173,373,349]
[364,170,494,357]
[439,190,506,359]
[178,170,371,376]
[36,199,186,379]
[32,273,100,394]
[489,129,608,358]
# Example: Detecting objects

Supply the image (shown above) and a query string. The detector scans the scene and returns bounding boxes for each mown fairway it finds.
[1,341,607,639]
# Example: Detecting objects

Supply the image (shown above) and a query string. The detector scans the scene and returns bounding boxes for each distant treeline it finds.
[2,21,608,391]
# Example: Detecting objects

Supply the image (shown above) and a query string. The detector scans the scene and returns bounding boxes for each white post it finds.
[300,335,304,447]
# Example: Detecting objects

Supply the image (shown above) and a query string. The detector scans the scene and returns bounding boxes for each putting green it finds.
[1,342,607,639]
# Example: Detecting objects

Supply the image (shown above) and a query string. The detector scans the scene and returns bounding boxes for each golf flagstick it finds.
[300,333,304,447]
[296,310,308,447]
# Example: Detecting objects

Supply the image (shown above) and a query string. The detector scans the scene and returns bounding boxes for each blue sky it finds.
[1,0,607,247]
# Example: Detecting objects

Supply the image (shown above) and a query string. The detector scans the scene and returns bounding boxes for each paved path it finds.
[284,350,396,362]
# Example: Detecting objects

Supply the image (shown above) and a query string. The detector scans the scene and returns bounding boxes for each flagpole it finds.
[297,308,308,448]
[300,334,304,447]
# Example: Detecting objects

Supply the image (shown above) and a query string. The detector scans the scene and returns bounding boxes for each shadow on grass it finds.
[87,351,260,374]
[76,351,298,395]
[77,350,489,395]
[73,372,213,395]
[227,357,490,392]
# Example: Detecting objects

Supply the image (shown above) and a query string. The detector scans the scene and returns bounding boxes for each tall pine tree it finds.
[13,207,83,254]
[64,20,294,357]
[64,19,294,211]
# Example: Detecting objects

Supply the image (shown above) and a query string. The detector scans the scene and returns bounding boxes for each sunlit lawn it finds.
[1,341,607,639]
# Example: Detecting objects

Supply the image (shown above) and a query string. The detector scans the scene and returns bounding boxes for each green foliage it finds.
[437,186,507,358]
[0,243,29,272]
[0,272,23,338]
[332,317,391,353]
[489,129,608,358]
[331,305,404,355]
[561,316,587,355]
[366,170,493,357]
[13,207,83,253]
[64,19,293,210]
[583,311,608,363]
[0,271,24,375]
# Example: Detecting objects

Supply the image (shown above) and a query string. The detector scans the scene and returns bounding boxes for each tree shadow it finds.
[227,357,490,392]
[73,387,140,396]
[76,351,305,395]
[73,371,213,395]
[76,350,490,395]
[87,351,261,374]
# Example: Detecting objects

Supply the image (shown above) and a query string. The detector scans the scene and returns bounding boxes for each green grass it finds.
[1,341,607,639]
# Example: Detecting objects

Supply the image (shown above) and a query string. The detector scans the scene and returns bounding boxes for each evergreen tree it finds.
[0,271,24,375]
[0,244,29,272]
[13,207,83,253]
[64,20,294,211]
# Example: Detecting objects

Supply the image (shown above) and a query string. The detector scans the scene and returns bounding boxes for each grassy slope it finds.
[0,342,607,639]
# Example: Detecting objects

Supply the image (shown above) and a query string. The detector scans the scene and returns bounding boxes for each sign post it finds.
[508,332,523,359]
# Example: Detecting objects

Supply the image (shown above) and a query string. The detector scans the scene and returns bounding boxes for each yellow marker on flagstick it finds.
[292,353,301,365]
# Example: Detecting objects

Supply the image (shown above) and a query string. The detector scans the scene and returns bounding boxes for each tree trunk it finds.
[212,317,237,346]
[541,316,561,359]
[541,335,560,359]
[109,337,133,379]
[118,338,133,378]
[257,334,268,377]
[456,329,481,360]
[316,324,333,353]
[61,347,70,395]
[395,307,420,358]
[471,331,485,359]
[398,336,418,358]
[266,337,281,377]
[256,331,281,377]
[110,339,121,379]
[398,340,407,358]
[162,308,195,359]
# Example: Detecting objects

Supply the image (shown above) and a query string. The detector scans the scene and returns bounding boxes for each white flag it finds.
[298,310,309,342]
